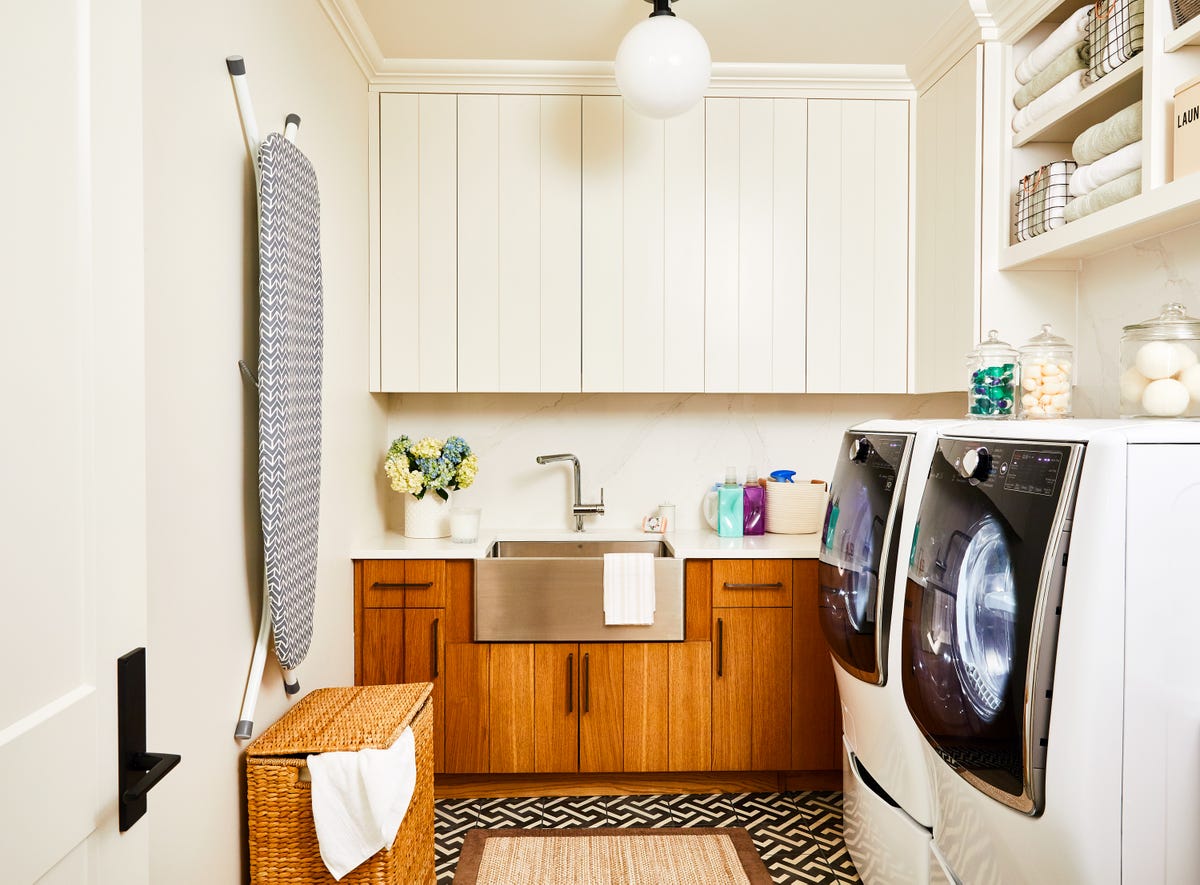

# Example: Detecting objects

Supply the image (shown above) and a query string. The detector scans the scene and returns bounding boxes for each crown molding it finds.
[908,0,998,94]
[365,59,914,96]
[987,0,1065,43]
[317,0,384,80]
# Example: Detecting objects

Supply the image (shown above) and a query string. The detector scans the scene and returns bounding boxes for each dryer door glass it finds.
[818,432,912,684]
[901,438,1080,814]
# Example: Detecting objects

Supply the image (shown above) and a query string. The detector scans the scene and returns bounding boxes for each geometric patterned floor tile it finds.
[541,794,609,828]
[731,792,804,831]
[604,794,677,828]
[668,792,740,828]
[433,790,858,885]
[475,795,543,829]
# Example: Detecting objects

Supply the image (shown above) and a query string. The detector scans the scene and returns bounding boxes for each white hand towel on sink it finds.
[307,725,416,880]
[603,552,656,625]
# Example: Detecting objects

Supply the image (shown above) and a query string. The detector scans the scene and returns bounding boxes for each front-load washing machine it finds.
[819,419,957,884]
[901,420,1200,884]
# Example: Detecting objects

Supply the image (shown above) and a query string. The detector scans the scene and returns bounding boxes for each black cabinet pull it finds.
[431,618,440,679]
[122,751,182,804]
[567,653,574,714]
[722,582,784,590]
[371,581,433,591]
[717,618,724,677]
[118,648,181,832]
[583,653,590,714]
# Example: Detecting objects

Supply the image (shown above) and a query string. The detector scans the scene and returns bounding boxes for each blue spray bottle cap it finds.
[769,470,797,483]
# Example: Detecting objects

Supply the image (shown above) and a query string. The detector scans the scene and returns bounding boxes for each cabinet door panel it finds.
[622,643,669,772]
[534,644,579,773]
[711,559,754,608]
[362,559,407,608]
[668,641,711,772]
[583,98,704,393]
[360,608,405,686]
[404,608,445,773]
[489,643,535,773]
[579,644,624,773]
[705,98,809,393]
[792,560,840,770]
[378,93,457,392]
[807,99,908,394]
[752,607,793,771]
[712,608,754,771]
[457,95,501,391]
[445,643,489,774]
[752,559,793,608]
[405,559,447,608]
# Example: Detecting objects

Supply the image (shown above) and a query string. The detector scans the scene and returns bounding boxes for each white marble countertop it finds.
[351,528,820,560]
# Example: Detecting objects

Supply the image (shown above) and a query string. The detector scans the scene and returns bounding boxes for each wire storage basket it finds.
[1171,0,1200,28]
[1015,161,1077,241]
[246,684,436,885]
[1087,0,1144,82]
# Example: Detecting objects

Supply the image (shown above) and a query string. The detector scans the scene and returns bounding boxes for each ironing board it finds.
[228,56,323,739]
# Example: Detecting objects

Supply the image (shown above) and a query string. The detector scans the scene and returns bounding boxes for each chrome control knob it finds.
[960,446,992,481]
[848,437,871,463]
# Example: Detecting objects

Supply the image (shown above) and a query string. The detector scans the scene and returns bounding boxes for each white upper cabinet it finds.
[457,95,583,392]
[805,99,910,394]
[378,93,458,392]
[704,98,809,393]
[914,48,984,394]
[582,97,705,392]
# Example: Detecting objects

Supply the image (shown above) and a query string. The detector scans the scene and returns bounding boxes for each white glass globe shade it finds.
[615,15,711,119]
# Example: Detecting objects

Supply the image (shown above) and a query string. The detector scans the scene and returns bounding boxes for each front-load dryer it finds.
[819,419,956,884]
[901,420,1200,884]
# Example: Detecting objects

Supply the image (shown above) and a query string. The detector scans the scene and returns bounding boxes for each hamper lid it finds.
[246,684,432,757]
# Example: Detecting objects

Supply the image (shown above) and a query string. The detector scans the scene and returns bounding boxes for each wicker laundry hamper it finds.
[246,684,435,885]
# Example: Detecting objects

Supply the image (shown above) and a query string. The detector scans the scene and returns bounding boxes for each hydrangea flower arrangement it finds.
[385,435,479,501]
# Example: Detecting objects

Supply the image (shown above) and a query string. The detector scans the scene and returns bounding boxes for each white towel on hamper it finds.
[1016,6,1092,84]
[603,552,656,625]
[1069,140,1142,196]
[1012,70,1087,134]
[307,726,417,880]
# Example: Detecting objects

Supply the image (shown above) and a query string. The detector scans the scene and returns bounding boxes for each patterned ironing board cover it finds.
[256,133,323,671]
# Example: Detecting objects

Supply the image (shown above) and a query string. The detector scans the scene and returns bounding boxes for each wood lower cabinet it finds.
[356,556,838,781]
[712,606,793,771]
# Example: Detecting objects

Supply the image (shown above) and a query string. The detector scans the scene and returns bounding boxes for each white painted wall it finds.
[383,393,961,532]
[1075,225,1200,417]
[143,2,385,881]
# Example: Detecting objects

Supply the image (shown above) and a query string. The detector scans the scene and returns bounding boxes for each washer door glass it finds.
[953,515,1016,723]
[818,432,910,683]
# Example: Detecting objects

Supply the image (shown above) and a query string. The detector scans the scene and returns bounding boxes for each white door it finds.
[0,1,149,882]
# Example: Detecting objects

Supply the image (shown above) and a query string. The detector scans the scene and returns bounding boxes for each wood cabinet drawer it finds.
[712,559,792,607]
[362,559,447,608]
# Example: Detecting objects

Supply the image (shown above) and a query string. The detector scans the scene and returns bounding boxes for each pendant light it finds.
[614,0,711,119]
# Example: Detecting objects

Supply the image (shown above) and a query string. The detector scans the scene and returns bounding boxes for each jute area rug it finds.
[453,827,773,885]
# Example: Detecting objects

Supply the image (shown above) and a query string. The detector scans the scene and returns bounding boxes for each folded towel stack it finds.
[1086,0,1144,82]
[1012,6,1091,134]
[1064,102,1143,221]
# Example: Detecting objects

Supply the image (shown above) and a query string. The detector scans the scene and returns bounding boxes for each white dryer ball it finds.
[1180,363,1200,402]
[1141,378,1191,416]
[1173,343,1199,372]
[1119,367,1151,404]
[1135,340,1187,380]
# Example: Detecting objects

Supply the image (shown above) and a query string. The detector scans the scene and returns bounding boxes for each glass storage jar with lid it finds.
[966,330,1017,419]
[1120,302,1200,418]
[1018,324,1074,418]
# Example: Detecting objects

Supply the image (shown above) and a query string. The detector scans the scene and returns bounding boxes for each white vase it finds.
[403,492,451,539]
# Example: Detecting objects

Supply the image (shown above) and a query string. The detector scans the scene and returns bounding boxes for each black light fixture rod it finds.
[648,0,675,17]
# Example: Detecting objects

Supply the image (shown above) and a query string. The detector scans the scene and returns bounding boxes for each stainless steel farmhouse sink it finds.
[474,539,684,642]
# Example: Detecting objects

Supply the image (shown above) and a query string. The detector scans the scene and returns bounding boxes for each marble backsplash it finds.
[384,391,960,532]
[1076,224,1200,417]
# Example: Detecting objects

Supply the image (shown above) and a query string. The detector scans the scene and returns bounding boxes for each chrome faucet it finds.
[535,453,605,531]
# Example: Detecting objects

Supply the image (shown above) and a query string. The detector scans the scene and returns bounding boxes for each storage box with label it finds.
[1174,74,1200,180]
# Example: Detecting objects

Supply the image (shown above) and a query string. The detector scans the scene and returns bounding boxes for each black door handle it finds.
[118,648,181,832]
[122,751,182,804]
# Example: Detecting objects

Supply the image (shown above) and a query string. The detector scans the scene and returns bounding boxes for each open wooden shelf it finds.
[1165,16,1200,53]
[1012,55,1144,147]
[1001,172,1200,268]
